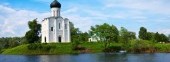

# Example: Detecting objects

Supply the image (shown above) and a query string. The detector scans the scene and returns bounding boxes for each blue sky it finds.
[0,0,170,37]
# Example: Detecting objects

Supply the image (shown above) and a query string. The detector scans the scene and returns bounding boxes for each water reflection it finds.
[40,55,71,62]
[1,53,170,62]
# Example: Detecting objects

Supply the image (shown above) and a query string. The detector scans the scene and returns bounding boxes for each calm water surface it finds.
[0,53,170,62]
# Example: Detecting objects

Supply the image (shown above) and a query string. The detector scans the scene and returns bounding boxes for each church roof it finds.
[50,0,61,8]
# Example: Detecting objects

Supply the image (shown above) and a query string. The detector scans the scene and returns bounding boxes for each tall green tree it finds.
[168,34,170,41]
[119,27,136,43]
[90,23,119,42]
[90,23,119,49]
[70,22,81,42]
[79,32,89,42]
[139,27,148,40]
[154,32,168,42]
[119,27,129,43]
[25,19,41,43]
[0,37,21,49]
[160,34,168,42]
[154,32,160,42]
[146,32,155,41]
[128,32,136,40]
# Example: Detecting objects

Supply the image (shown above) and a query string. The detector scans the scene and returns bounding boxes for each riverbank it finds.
[1,41,170,55]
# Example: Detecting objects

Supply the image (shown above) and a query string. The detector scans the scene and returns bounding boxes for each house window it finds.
[59,23,61,29]
[65,24,67,29]
[51,27,53,31]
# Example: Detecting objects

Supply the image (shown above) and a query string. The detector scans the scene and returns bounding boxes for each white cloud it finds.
[0,5,97,37]
[62,7,100,32]
[0,5,50,37]
[158,29,170,35]
[104,0,170,15]
[1,0,170,37]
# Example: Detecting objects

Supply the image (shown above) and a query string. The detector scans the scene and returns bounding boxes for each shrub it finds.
[103,45,122,53]
[72,41,82,50]
[154,43,170,52]
[128,40,155,53]
[27,43,42,50]
[0,48,2,53]
[42,44,56,51]
[72,45,86,50]
[27,43,56,51]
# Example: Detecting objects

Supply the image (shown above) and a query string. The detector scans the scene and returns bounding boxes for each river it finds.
[0,53,170,62]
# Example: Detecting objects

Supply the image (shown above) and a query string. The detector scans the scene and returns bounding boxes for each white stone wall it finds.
[64,18,71,43]
[42,18,50,43]
[41,17,71,43]
[41,5,71,43]
[51,8,60,17]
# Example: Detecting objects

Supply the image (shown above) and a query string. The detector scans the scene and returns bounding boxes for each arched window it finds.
[65,24,67,29]
[44,37,46,43]
[51,27,53,31]
[59,23,61,29]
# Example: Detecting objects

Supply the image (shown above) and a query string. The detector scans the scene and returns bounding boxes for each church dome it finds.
[50,0,61,8]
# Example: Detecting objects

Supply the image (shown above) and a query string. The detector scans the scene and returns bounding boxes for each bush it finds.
[27,43,56,51]
[72,45,86,50]
[27,43,42,50]
[0,48,2,53]
[103,45,122,53]
[72,41,82,50]
[154,43,170,52]
[128,40,155,53]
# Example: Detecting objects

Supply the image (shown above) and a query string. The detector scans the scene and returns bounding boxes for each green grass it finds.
[155,43,170,52]
[81,42,104,53]
[2,42,105,55]
[2,41,170,55]
[2,43,74,55]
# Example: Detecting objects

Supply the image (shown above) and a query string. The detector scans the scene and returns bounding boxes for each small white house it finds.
[41,0,71,43]
[88,34,100,42]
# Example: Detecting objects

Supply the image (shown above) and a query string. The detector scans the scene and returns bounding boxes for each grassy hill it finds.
[2,43,73,55]
[1,42,105,55]
[2,41,170,55]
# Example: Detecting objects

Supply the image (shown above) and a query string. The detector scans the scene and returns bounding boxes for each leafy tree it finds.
[168,34,170,41]
[119,27,136,50]
[154,32,160,42]
[70,22,81,49]
[154,32,168,42]
[119,27,129,43]
[160,34,168,42]
[25,19,41,43]
[147,32,155,41]
[128,32,136,40]
[139,27,148,40]
[90,23,119,42]
[90,23,119,49]
[0,37,21,49]
[79,32,89,42]
[70,22,81,42]
[119,27,136,43]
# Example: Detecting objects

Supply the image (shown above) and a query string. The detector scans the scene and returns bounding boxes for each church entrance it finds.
[58,36,62,43]
[44,37,46,43]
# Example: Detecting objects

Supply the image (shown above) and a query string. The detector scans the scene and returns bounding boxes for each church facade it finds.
[41,0,71,43]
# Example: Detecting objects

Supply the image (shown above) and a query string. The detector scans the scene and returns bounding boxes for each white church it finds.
[41,0,71,43]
